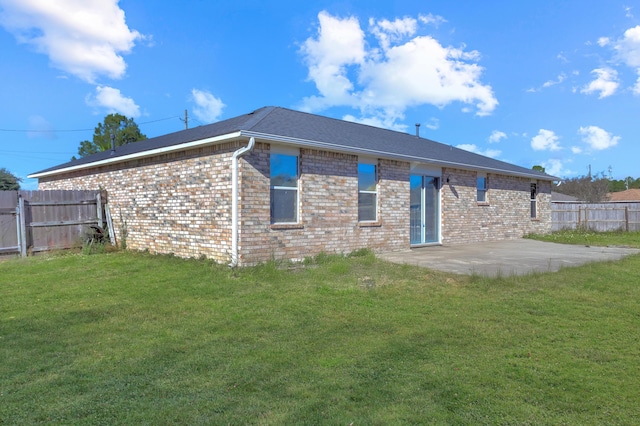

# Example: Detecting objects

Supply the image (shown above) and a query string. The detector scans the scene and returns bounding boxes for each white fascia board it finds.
[28,131,243,179]
[240,131,558,182]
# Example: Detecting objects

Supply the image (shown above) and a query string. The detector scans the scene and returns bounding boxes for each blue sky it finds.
[1,0,639,189]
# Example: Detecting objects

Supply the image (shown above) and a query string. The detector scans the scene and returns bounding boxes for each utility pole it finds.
[184,109,188,130]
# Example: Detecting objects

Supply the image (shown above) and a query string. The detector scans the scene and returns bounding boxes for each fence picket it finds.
[0,190,107,256]
[552,202,640,232]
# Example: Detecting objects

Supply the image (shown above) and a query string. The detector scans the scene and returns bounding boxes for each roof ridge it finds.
[274,106,425,139]
[242,106,277,130]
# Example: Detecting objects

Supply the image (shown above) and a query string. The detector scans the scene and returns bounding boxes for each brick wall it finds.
[237,145,410,265]
[39,143,240,263]
[38,142,552,265]
[441,168,552,244]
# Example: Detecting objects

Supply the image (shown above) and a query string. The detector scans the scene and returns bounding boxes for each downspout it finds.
[229,136,255,267]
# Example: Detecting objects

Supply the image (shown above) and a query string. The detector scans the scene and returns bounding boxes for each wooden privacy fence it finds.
[0,190,112,257]
[552,202,640,232]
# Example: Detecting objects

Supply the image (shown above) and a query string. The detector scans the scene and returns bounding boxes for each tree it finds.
[609,176,640,192]
[554,173,609,202]
[532,165,546,173]
[74,114,147,159]
[0,167,21,190]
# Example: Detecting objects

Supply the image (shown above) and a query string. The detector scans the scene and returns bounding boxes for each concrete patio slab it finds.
[378,239,640,277]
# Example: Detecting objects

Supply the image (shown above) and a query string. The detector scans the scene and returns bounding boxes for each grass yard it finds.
[526,228,640,248]
[1,243,640,424]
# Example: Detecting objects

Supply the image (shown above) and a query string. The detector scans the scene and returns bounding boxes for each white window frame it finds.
[358,158,378,222]
[477,173,488,203]
[530,181,538,219]
[270,147,300,224]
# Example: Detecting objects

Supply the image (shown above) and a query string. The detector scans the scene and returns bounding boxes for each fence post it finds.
[15,204,21,256]
[18,194,27,257]
[577,207,581,228]
[584,207,588,230]
[625,206,629,232]
[96,192,103,228]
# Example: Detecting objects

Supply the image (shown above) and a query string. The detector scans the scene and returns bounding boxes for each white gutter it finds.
[229,136,255,267]
[28,131,243,179]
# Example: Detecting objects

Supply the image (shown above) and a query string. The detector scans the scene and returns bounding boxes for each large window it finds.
[358,163,377,222]
[530,183,537,219]
[270,153,298,223]
[477,175,487,202]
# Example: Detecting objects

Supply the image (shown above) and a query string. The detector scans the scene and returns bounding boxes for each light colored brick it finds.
[39,142,552,266]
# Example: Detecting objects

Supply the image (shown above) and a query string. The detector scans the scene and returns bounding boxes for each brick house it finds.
[30,106,556,266]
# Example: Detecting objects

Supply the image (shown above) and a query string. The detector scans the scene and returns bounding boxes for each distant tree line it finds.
[554,173,610,203]
[533,165,639,202]
[0,168,21,190]
[608,177,640,192]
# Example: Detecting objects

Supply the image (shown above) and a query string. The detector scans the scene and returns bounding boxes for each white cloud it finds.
[300,11,497,129]
[456,144,501,158]
[580,68,619,98]
[531,129,561,151]
[542,73,566,88]
[0,0,144,83]
[615,25,640,66]
[191,89,225,123]
[578,125,620,150]
[541,159,572,177]
[418,13,447,27]
[633,72,640,95]
[342,113,407,132]
[571,146,583,154]
[488,130,506,143]
[87,85,140,117]
[369,17,418,51]
[597,37,610,47]
[597,25,640,95]
[299,11,366,111]
[425,117,439,130]
[625,6,634,19]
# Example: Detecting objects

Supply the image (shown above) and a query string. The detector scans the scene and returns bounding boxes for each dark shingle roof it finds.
[31,106,556,180]
[552,191,580,202]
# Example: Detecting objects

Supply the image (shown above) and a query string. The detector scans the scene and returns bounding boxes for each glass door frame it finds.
[410,172,442,246]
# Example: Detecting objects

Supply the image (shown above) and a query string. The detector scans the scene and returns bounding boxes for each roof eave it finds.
[28,131,243,179]
[240,130,558,181]
[29,127,558,182]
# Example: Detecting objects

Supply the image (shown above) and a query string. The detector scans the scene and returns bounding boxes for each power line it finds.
[0,115,181,133]
[0,127,91,133]
[0,149,70,154]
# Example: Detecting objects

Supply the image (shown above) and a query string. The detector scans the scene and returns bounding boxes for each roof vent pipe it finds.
[415,123,420,138]
[110,133,116,155]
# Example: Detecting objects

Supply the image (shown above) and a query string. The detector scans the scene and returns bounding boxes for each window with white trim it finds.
[270,153,298,223]
[477,174,487,202]
[530,182,537,219]
[358,162,377,222]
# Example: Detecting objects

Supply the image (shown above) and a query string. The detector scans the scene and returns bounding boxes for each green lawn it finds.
[526,228,640,248]
[1,245,639,424]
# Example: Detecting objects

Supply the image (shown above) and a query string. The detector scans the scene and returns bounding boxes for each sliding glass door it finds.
[410,175,440,245]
